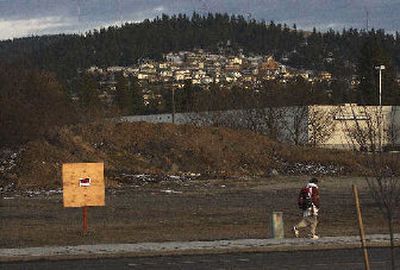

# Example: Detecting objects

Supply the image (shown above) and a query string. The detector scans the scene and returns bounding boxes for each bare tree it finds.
[186,87,287,140]
[366,154,400,270]
[184,106,285,140]
[386,106,400,149]
[186,104,338,147]
[307,106,339,147]
[281,106,308,145]
[340,104,400,270]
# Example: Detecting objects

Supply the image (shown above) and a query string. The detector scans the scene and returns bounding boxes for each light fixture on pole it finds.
[375,64,385,151]
[375,65,385,106]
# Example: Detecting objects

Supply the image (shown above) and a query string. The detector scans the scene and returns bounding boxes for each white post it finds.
[375,65,385,150]
[375,65,385,106]
[379,68,382,106]
[271,211,284,239]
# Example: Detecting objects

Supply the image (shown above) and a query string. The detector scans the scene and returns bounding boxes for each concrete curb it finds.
[1,234,399,262]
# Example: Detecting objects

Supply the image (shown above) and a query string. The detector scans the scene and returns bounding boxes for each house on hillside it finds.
[87,66,103,74]
[297,70,314,82]
[258,56,280,80]
[165,53,183,64]
[174,70,191,81]
[318,71,332,81]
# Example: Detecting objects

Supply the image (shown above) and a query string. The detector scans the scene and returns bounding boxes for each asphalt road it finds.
[1,248,399,270]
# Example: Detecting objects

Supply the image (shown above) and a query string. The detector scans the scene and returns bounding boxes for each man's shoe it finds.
[293,226,299,238]
[310,235,319,240]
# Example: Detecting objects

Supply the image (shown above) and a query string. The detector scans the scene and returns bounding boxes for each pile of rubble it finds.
[281,161,346,176]
[0,182,16,194]
[0,148,24,193]
[117,172,201,187]
[269,155,347,176]
[24,189,63,197]
[0,148,22,175]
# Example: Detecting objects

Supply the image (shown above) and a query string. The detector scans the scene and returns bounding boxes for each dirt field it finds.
[0,176,398,248]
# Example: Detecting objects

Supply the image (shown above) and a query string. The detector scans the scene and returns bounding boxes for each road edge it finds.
[1,236,399,263]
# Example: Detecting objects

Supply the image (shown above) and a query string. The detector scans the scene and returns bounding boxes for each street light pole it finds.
[375,65,385,151]
[375,65,385,106]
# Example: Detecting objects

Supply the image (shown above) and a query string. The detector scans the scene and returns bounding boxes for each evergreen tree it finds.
[179,80,196,112]
[115,73,132,114]
[129,77,145,114]
[77,73,102,118]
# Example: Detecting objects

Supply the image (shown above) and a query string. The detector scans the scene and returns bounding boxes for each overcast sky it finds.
[0,0,399,40]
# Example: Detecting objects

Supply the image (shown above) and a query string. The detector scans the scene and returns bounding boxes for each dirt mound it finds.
[0,121,358,189]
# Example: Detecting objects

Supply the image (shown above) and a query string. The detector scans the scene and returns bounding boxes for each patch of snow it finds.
[160,189,183,194]
[118,172,201,186]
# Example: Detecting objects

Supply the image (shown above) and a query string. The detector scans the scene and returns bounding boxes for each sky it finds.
[0,0,399,40]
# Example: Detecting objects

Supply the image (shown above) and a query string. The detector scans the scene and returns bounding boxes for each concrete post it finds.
[271,211,284,239]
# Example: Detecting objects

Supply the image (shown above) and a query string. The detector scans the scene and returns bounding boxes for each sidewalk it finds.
[1,234,399,262]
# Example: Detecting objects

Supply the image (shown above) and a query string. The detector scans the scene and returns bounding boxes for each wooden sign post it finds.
[62,163,105,235]
[352,185,370,270]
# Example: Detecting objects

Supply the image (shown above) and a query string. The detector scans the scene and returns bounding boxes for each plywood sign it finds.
[62,163,105,207]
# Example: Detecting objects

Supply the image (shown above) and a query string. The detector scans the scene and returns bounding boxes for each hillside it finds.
[0,121,359,190]
[0,13,399,85]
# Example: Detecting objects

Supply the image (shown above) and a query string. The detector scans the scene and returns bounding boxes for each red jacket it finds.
[306,183,320,208]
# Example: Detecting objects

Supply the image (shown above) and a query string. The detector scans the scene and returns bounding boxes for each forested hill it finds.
[0,12,399,83]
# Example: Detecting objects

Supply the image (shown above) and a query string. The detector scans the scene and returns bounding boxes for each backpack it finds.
[298,187,312,210]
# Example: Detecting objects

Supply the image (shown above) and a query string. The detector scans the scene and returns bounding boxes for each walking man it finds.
[293,178,320,239]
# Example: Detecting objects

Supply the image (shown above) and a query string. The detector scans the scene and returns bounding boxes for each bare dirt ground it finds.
[1,176,398,248]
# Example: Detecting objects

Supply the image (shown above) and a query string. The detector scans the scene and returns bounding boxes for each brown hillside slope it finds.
[1,121,359,189]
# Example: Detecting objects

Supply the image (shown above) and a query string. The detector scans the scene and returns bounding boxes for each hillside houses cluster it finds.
[87,49,333,92]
